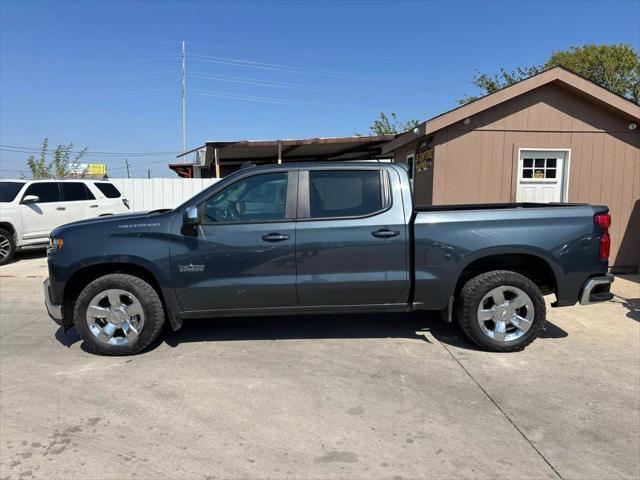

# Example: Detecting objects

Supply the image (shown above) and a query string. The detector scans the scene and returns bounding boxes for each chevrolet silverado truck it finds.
[44,162,614,355]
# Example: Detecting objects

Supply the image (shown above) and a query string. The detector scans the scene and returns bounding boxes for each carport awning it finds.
[177,135,395,168]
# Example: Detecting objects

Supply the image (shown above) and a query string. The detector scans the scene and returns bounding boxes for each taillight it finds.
[599,232,611,261]
[595,213,611,261]
[595,214,611,228]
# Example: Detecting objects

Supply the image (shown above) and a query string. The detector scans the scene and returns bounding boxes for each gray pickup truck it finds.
[44,162,614,355]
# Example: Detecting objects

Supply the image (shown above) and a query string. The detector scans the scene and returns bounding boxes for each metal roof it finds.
[176,134,395,167]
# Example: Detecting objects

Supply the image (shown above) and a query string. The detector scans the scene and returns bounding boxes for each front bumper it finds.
[43,278,64,326]
[579,274,615,305]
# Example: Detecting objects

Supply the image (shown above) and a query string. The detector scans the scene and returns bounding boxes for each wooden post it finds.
[214,148,220,179]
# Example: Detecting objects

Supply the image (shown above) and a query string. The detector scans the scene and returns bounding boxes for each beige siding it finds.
[396,83,640,270]
[393,141,434,205]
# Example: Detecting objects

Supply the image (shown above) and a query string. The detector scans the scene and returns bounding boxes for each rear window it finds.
[309,170,384,218]
[94,182,121,198]
[22,182,61,203]
[60,182,95,201]
[0,182,25,202]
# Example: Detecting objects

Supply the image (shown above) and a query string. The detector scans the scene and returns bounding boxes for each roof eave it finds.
[382,66,640,154]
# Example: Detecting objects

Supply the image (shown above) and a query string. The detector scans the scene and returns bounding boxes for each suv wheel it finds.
[74,274,165,355]
[456,270,546,352]
[0,228,16,266]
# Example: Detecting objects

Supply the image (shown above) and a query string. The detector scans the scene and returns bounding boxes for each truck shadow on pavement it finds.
[4,250,47,264]
[160,312,568,352]
[614,296,640,322]
[55,312,569,353]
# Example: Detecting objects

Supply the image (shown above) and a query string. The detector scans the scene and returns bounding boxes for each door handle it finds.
[55,206,66,211]
[261,233,290,242]
[89,204,98,208]
[371,228,400,238]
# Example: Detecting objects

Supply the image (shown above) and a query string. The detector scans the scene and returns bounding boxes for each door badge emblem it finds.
[178,263,204,273]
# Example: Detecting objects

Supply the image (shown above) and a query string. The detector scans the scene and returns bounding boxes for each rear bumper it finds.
[579,274,614,305]
[43,278,64,326]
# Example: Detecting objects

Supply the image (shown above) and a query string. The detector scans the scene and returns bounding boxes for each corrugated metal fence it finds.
[110,178,220,212]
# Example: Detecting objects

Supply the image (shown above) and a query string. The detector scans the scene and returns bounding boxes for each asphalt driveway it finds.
[1,253,638,479]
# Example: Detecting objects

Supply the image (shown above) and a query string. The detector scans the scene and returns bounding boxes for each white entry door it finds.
[516,150,568,203]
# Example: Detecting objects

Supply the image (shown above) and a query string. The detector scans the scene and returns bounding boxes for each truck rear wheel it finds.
[456,270,546,352]
[73,274,165,356]
[0,228,16,266]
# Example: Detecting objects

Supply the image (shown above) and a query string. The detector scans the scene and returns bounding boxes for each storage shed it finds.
[383,67,640,272]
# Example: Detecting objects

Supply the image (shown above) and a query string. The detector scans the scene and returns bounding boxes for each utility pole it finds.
[182,40,186,153]
[125,158,131,179]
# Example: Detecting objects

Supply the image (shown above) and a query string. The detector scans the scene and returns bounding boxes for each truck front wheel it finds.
[73,273,165,355]
[0,228,16,266]
[456,270,546,352]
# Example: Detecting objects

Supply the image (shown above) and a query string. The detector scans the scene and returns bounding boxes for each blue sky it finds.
[1,0,639,178]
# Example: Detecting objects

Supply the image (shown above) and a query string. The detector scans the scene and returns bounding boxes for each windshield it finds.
[0,182,25,202]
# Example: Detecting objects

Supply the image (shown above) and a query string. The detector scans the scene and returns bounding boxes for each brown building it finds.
[383,67,640,272]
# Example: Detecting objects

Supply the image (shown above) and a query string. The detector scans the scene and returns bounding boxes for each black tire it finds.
[73,274,165,355]
[455,270,546,352]
[0,228,16,266]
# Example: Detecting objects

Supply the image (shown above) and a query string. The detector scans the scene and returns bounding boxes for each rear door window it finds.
[60,182,96,201]
[308,170,385,218]
[94,182,121,198]
[22,183,61,203]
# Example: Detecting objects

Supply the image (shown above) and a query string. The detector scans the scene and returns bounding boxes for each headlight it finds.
[47,237,64,254]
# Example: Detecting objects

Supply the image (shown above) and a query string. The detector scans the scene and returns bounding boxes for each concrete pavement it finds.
[1,253,638,479]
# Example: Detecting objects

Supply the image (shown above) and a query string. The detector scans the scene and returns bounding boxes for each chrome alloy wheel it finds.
[86,289,145,346]
[0,233,11,262]
[477,286,534,342]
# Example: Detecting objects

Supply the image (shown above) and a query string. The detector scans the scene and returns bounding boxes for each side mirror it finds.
[21,195,40,204]
[183,206,201,225]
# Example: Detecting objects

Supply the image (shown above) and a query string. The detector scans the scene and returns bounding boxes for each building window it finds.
[521,157,557,180]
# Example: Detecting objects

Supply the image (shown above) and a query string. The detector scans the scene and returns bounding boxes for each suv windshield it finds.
[0,182,25,202]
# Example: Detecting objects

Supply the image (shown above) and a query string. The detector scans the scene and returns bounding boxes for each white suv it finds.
[0,179,130,264]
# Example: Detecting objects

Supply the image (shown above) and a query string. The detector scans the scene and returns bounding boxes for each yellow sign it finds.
[415,138,434,173]
[68,163,107,175]
[86,164,107,175]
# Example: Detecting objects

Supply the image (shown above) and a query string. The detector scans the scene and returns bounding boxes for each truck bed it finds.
[410,202,608,310]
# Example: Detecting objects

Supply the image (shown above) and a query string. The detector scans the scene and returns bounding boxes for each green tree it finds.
[360,112,420,135]
[459,44,640,105]
[24,138,87,179]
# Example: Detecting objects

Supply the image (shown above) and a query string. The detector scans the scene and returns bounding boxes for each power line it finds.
[188,41,398,64]
[190,52,427,85]
[190,88,402,112]
[0,145,181,156]
[0,55,179,65]
[1,89,176,105]
[189,72,443,98]
[189,72,388,97]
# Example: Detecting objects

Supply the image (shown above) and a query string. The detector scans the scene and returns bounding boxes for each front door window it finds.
[203,173,287,223]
